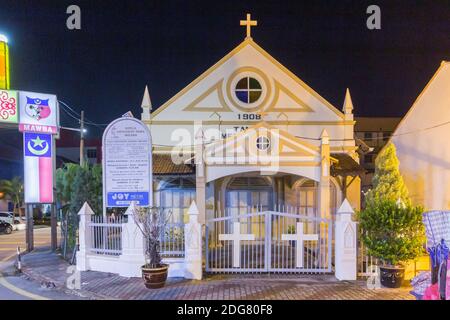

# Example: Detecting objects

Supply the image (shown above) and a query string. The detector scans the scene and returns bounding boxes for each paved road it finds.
[0,226,77,300]
[0,226,59,261]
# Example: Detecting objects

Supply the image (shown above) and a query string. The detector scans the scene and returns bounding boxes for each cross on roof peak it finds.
[240,13,257,39]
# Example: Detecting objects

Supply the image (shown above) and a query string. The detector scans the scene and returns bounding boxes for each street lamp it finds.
[60,126,87,133]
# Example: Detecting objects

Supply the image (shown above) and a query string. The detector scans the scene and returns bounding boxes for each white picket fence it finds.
[88,215,123,256]
[161,223,185,257]
[86,215,185,257]
[77,199,358,281]
[76,202,202,279]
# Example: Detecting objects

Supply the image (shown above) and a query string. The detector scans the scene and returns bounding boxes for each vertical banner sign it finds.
[18,91,59,134]
[23,132,54,203]
[0,40,9,90]
[102,118,152,210]
[0,90,18,123]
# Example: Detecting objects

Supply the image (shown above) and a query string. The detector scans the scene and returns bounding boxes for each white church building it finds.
[138,15,363,273]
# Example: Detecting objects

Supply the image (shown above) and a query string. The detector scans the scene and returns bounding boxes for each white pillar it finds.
[118,202,146,277]
[318,129,331,219]
[195,125,206,225]
[184,201,202,280]
[76,202,94,271]
[335,198,357,281]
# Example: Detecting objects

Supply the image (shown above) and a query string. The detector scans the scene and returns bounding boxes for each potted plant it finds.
[133,205,170,289]
[359,199,425,288]
[359,143,425,288]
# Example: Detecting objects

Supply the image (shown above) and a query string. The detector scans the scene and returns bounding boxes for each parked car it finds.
[0,212,26,231]
[12,219,26,231]
[0,212,14,225]
[0,221,13,234]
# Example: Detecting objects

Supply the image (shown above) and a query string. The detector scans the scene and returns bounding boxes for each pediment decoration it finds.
[204,122,319,165]
[266,80,314,113]
[182,80,232,112]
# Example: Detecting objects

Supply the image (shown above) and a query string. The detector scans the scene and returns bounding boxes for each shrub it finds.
[358,199,425,266]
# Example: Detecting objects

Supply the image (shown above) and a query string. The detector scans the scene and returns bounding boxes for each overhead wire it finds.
[56,99,450,145]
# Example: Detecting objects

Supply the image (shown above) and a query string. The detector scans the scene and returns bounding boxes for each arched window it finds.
[154,178,196,224]
[295,180,317,216]
[293,179,338,218]
[226,177,273,216]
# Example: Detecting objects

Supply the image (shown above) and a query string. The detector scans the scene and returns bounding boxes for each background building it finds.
[56,130,101,165]
[355,117,401,196]
[390,61,450,210]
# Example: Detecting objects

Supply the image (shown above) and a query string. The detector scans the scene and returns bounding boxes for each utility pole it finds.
[51,135,57,251]
[80,110,85,166]
[25,204,33,252]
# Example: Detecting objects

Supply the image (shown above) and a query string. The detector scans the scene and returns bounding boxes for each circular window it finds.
[235,77,262,104]
[256,136,270,151]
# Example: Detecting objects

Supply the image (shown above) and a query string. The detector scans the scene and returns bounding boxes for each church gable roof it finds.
[150,38,345,122]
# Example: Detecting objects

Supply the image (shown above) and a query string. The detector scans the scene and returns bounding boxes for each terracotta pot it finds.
[380,265,405,288]
[141,264,169,289]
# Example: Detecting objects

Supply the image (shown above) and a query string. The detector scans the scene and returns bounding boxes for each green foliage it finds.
[0,176,24,217]
[365,143,409,205]
[69,165,92,214]
[56,163,102,214]
[89,164,103,214]
[56,163,79,205]
[359,143,426,266]
[55,163,103,255]
[287,225,296,234]
[358,199,425,266]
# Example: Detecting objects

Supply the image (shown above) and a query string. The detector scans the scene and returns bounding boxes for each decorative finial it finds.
[320,129,329,145]
[342,88,354,114]
[240,13,257,39]
[141,85,152,111]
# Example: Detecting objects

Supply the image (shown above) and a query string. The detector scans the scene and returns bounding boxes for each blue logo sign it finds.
[107,192,149,207]
[24,132,52,157]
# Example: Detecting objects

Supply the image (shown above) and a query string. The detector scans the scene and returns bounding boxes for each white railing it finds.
[87,215,185,257]
[161,222,185,257]
[357,229,379,277]
[88,215,124,256]
[77,202,202,279]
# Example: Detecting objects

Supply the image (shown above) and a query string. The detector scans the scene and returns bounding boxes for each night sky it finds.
[1,0,449,137]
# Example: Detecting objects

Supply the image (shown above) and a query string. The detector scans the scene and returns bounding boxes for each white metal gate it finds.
[206,208,332,273]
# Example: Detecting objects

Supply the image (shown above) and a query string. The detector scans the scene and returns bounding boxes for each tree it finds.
[56,163,79,206]
[88,164,102,214]
[365,143,409,205]
[55,163,103,258]
[0,177,24,218]
[69,164,93,214]
[359,142,425,266]
[56,163,102,214]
